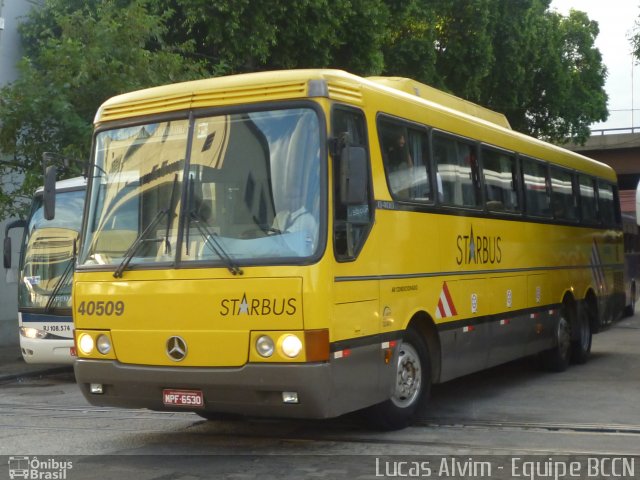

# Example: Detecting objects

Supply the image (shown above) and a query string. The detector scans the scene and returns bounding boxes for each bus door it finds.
[331,107,387,406]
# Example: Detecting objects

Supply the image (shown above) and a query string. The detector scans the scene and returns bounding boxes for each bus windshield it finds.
[80,107,322,270]
[19,189,84,311]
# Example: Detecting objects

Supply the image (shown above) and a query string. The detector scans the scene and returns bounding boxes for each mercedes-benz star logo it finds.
[166,336,187,362]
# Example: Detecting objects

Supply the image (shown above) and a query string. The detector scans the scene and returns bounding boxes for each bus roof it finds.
[366,76,512,130]
[94,69,615,182]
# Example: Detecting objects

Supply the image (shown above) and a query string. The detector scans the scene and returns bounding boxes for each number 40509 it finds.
[77,300,124,316]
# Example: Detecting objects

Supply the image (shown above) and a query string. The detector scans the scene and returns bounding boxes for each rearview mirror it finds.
[339,146,367,205]
[44,165,57,220]
[3,219,27,269]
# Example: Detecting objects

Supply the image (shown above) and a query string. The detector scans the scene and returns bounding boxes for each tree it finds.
[517,8,608,142]
[0,0,205,220]
[0,0,609,220]
[380,0,608,144]
[631,10,640,63]
[151,0,388,75]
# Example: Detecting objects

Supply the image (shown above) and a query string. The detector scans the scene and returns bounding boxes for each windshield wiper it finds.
[44,242,75,313]
[113,209,169,278]
[190,213,243,276]
[113,175,179,278]
[184,174,242,275]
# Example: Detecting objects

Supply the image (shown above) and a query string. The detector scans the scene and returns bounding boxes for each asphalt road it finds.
[1,314,639,479]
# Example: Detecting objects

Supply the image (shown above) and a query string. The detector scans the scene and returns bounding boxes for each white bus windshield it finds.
[19,189,84,311]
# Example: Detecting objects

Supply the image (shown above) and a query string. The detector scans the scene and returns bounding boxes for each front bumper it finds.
[20,337,75,365]
[74,359,339,419]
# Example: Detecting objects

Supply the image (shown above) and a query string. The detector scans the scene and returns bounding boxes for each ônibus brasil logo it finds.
[8,456,73,479]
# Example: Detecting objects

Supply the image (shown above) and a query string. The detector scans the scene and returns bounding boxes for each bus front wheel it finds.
[365,328,431,430]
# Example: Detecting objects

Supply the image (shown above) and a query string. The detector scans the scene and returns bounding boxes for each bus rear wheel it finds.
[365,328,431,430]
[624,283,636,317]
[541,313,572,372]
[571,302,592,364]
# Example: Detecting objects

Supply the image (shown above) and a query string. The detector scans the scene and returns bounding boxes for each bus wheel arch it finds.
[364,312,436,430]
[406,311,441,384]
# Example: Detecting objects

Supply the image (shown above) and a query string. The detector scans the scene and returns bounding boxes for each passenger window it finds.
[433,133,480,207]
[481,148,519,213]
[579,175,598,223]
[549,166,578,221]
[597,181,615,226]
[378,118,432,202]
[522,157,551,217]
[332,107,373,261]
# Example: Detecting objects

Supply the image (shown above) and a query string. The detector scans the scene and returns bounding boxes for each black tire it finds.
[364,328,431,430]
[571,301,592,364]
[540,312,572,372]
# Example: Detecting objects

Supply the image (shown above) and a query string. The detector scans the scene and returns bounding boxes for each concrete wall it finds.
[1,0,40,346]
[568,132,640,176]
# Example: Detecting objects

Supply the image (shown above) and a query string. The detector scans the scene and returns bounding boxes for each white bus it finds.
[4,177,86,364]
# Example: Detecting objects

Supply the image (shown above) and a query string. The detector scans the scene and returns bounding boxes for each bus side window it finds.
[433,133,480,207]
[332,107,373,261]
[579,175,598,223]
[522,157,551,217]
[549,166,578,221]
[481,147,519,213]
[378,117,432,203]
[597,180,616,226]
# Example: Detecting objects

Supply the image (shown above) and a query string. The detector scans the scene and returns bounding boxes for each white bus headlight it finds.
[280,334,303,358]
[256,335,275,357]
[96,335,112,355]
[78,333,95,355]
[20,327,47,339]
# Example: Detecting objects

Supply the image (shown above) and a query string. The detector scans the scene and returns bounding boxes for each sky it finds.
[550,0,640,131]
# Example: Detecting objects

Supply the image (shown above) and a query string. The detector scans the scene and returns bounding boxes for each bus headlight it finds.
[20,327,47,339]
[256,335,275,357]
[78,333,95,355]
[96,335,112,355]
[279,334,303,358]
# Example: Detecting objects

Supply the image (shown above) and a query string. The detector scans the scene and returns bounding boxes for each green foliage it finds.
[0,0,610,220]
[515,8,608,143]
[152,0,388,74]
[0,0,205,220]
[633,15,640,61]
[379,0,607,144]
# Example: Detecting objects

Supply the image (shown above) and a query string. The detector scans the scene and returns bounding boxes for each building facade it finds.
[1,0,39,346]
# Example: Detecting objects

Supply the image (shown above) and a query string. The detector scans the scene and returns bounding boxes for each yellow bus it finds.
[64,70,623,429]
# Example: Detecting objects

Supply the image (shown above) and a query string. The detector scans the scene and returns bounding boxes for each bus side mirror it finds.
[339,146,367,205]
[44,165,57,220]
[3,219,27,269]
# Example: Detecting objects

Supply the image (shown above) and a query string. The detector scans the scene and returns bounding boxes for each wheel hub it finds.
[391,343,422,408]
